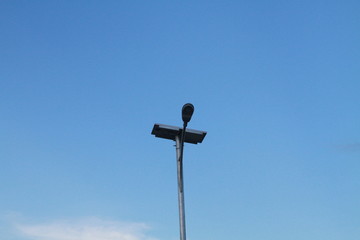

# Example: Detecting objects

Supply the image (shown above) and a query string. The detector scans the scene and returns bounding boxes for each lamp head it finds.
[182,103,194,123]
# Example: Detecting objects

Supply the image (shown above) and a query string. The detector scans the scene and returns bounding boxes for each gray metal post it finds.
[175,135,186,240]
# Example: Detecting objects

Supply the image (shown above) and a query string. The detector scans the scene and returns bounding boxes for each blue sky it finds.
[1,1,359,239]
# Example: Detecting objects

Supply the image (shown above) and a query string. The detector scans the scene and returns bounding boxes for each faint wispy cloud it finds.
[15,217,158,240]
[335,143,360,152]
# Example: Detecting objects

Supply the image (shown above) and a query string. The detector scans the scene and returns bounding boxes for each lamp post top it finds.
[151,123,207,144]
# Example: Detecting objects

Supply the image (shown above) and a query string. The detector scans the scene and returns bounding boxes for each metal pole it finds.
[175,135,186,240]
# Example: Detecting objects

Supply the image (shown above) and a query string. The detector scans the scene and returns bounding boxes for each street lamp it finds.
[151,103,207,240]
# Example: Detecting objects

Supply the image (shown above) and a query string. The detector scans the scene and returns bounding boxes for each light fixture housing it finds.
[182,103,194,123]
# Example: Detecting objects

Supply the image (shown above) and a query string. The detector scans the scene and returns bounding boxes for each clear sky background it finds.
[1,1,359,240]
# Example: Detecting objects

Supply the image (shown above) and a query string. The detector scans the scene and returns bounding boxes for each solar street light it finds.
[151,103,207,240]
